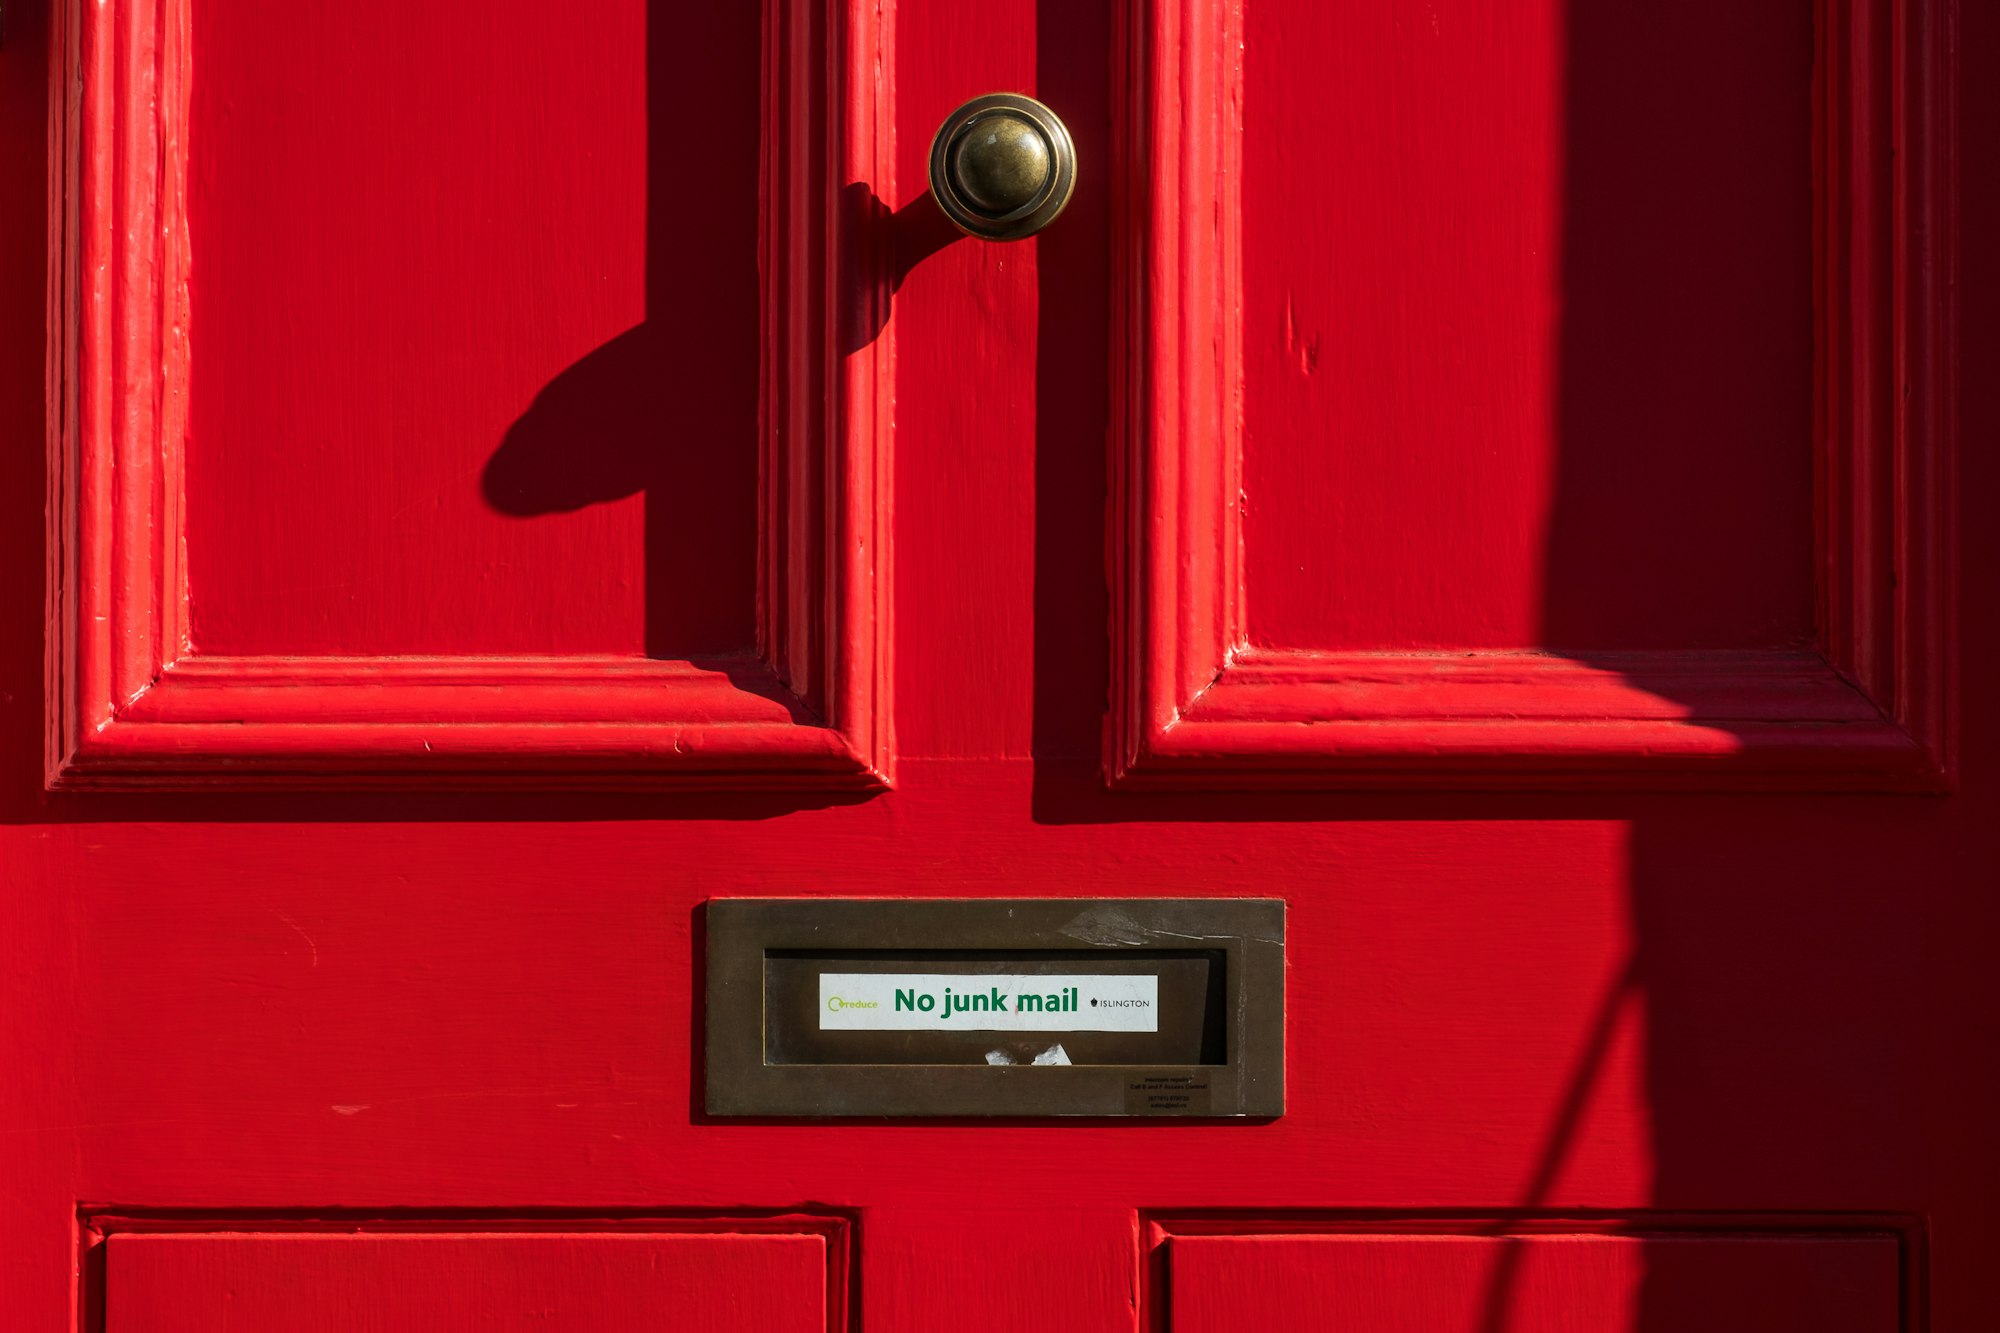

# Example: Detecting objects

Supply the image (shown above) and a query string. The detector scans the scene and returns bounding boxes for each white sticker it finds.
[818,973,1160,1032]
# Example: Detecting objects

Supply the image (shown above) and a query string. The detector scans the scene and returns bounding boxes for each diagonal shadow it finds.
[1515,3,1822,1330]
[1473,954,1643,1333]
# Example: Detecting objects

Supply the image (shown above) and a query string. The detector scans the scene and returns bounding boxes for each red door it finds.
[1,0,1989,1328]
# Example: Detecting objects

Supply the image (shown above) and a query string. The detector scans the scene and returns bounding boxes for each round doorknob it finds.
[928,93,1076,241]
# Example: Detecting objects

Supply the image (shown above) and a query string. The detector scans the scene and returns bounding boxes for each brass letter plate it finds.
[704,898,1283,1117]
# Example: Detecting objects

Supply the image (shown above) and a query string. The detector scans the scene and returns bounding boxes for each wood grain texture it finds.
[1164,1230,1902,1333]
[103,1231,830,1333]
[1107,0,1952,790]
[46,0,893,789]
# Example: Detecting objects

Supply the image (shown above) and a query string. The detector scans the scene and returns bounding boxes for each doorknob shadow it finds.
[482,185,953,654]
[484,192,950,652]
[892,192,964,288]
[483,324,667,518]
[480,314,755,658]
[836,184,965,355]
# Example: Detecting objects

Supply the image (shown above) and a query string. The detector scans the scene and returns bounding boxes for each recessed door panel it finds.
[187,1,693,659]
[1241,1,1816,654]
[1168,1232,1901,1333]
[104,1232,829,1333]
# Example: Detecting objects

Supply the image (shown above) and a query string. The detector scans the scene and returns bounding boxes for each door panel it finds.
[1241,1,1816,653]
[1109,0,1948,791]
[103,1232,828,1333]
[186,1,680,659]
[1167,1232,1901,1333]
[49,0,891,789]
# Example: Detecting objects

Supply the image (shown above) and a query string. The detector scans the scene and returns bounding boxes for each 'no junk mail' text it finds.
[817,973,1159,1032]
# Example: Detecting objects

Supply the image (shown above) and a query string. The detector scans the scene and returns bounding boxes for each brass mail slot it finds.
[704,898,1284,1117]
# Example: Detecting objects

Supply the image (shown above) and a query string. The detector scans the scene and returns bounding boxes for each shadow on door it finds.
[1021,1,1968,1330]
[479,1,759,660]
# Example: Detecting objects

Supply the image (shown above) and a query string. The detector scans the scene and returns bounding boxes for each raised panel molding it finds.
[1108,0,1954,791]
[47,0,892,790]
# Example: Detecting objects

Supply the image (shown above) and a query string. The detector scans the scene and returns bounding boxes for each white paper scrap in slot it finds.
[818,973,1160,1032]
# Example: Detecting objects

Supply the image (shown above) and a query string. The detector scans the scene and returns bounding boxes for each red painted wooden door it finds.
[1,0,1990,1329]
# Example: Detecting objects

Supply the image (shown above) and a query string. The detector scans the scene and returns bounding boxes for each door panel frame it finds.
[1107,0,1955,791]
[46,0,894,790]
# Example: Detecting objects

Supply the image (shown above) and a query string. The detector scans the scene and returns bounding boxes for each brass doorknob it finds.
[928,93,1076,241]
